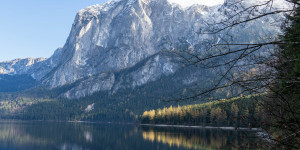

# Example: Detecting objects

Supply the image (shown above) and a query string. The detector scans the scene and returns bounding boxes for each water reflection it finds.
[0,121,262,150]
[84,131,93,143]
[0,121,51,147]
[141,126,263,150]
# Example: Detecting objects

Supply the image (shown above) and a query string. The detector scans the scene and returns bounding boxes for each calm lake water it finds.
[0,121,262,150]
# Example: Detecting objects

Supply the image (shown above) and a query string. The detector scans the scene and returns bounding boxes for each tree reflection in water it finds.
[142,126,263,150]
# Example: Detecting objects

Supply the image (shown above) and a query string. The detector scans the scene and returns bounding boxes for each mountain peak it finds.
[78,0,223,17]
[167,0,224,7]
[78,0,120,16]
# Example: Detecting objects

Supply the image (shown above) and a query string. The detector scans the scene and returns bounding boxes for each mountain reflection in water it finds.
[0,121,262,150]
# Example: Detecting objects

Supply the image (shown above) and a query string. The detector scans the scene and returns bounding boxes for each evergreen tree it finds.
[264,4,300,148]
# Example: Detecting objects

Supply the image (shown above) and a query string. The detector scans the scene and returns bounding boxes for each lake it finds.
[0,121,263,150]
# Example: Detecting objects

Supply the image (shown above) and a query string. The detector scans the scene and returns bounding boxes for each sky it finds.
[0,0,224,62]
[0,0,107,61]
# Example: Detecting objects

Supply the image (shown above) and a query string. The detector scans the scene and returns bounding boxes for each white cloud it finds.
[167,0,224,7]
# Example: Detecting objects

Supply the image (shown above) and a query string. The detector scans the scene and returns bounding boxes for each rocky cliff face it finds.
[0,0,287,99]
[42,0,209,88]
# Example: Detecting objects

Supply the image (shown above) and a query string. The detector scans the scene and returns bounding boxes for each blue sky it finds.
[0,0,107,61]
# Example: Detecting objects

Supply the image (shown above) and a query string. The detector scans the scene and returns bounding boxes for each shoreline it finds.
[0,120,262,131]
[140,124,262,131]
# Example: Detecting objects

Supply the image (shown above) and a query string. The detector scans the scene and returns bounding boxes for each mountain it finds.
[0,0,285,100]
[0,58,46,75]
